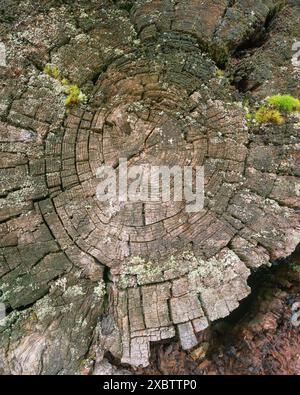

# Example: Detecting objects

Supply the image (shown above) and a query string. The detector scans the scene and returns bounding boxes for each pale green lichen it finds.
[0,174,47,209]
[93,280,106,298]
[118,250,199,288]
[189,257,225,285]
[0,310,20,329]
[64,285,85,297]
[119,257,164,288]
[50,277,67,292]
[188,250,243,291]
[35,297,57,321]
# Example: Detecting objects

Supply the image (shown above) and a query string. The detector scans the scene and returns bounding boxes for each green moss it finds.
[215,68,225,78]
[43,64,60,80]
[43,64,87,109]
[255,106,284,125]
[245,113,253,127]
[266,95,300,113]
[246,94,300,126]
[64,83,87,107]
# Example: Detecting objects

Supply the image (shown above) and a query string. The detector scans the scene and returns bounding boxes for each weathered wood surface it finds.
[0,0,299,373]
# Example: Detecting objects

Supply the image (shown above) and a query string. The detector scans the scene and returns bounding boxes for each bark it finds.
[0,0,299,373]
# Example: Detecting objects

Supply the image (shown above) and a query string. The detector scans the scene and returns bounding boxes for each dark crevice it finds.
[142,203,146,226]
[264,1,286,30]
[229,1,286,94]
[89,53,130,87]
[99,266,112,318]
[212,243,300,328]
[90,65,107,86]
[5,292,47,315]
[103,265,110,283]
[232,2,285,61]
[104,350,133,370]
[114,1,134,13]
[233,31,267,60]
[234,78,261,94]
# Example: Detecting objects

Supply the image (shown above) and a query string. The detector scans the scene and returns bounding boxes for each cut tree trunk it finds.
[0,0,299,374]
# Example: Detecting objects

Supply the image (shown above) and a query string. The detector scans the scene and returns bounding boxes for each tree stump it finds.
[0,0,299,373]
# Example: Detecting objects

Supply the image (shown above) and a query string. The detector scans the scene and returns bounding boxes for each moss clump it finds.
[255,106,284,125]
[43,64,87,109]
[266,95,300,113]
[246,94,300,126]
[44,64,60,80]
[215,68,225,78]
[63,81,87,107]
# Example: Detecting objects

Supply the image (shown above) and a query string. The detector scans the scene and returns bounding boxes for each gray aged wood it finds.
[0,0,299,373]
